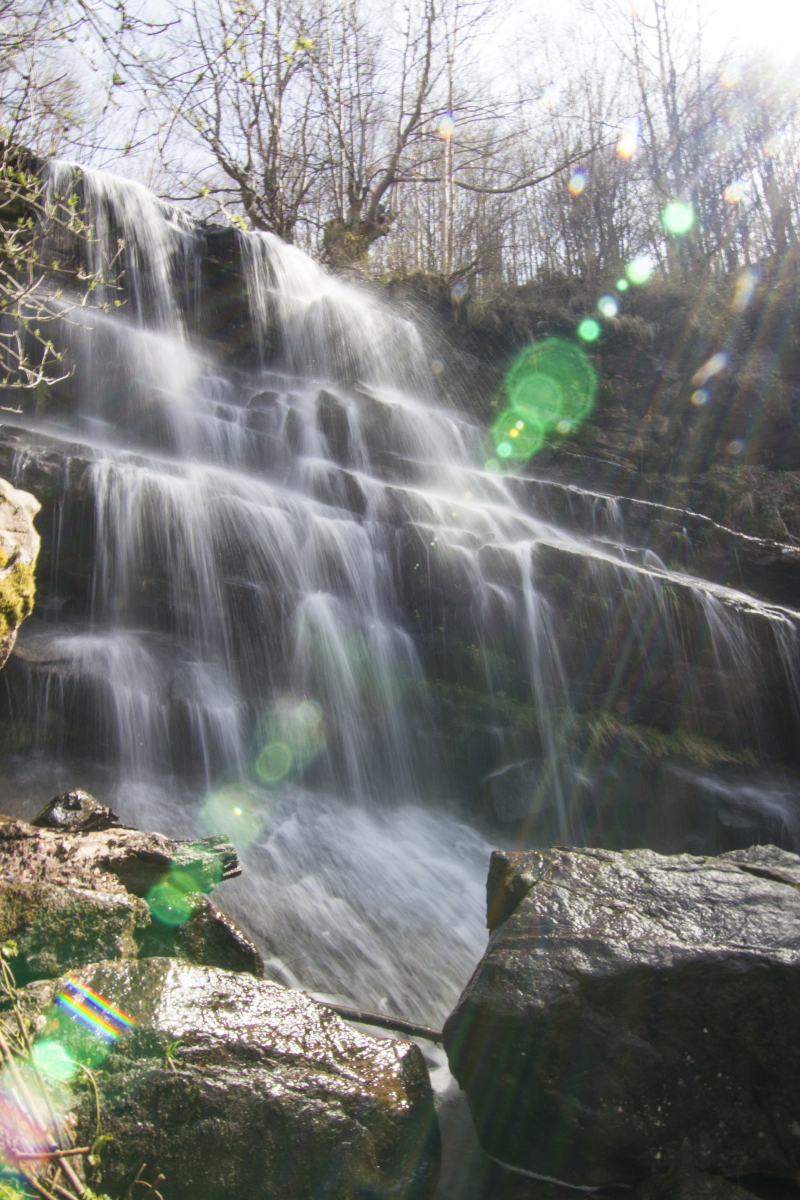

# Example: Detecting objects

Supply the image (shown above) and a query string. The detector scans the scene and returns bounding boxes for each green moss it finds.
[0,549,35,640]
[582,710,758,768]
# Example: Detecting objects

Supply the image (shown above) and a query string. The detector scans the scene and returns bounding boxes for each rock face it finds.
[443,844,800,1187]
[0,476,40,667]
[25,958,440,1200]
[0,811,262,980]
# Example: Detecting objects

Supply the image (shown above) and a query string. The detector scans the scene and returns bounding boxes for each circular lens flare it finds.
[577,318,601,342]
[617,118,639,159]
[147,875,198,927]
[541,81,559,110]
[616,278,629,292]
[626,255,654,286]
[255,741,294,783]
[732,268,758,314]
[200,783,267,846]
[691,388,709,406]
[568,170,587,196]
[597,295,619,318]
[662,201,694,235]
[32,1039,77,1083]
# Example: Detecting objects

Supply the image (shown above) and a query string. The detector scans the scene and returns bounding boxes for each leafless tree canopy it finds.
[2,0,800,300]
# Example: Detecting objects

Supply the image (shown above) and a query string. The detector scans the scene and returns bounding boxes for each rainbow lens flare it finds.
[568,170,587,196]
[691,352,728,387]
[617,119,639,159]
[56,974,135,1043]
[540,81,559,111]
[732,268,758,313]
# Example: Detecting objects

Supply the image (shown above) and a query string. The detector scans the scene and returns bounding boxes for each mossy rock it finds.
[0,475,40,666]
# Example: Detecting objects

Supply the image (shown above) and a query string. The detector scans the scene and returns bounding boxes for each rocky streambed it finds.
[2,787,800,1200]
[0,791,440,1200]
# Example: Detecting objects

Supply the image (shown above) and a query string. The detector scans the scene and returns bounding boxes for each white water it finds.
[3,165,800,1026]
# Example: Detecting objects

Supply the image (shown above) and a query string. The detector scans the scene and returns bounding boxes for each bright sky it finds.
[705,0,800,60]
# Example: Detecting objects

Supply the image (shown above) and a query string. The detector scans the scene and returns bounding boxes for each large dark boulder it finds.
[20,958,440,1200]
[443,844,800,1187]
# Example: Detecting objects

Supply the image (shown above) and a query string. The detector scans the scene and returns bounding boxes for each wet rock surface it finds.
[24,958,440,1200]
[31,786,122,831]
[0,811,261,980]
[443,844,800,1188]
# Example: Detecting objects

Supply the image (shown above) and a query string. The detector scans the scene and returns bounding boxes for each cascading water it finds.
[2,165,800,1028]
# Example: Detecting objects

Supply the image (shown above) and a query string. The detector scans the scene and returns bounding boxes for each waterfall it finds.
[2,165,799,1025]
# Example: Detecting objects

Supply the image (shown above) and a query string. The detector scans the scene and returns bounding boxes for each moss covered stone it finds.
[0,475,40,666]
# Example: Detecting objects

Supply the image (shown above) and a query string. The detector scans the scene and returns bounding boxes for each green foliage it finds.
[583,711,758,768]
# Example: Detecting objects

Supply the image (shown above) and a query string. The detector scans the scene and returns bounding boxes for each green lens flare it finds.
[199,783,267,846]
[254,698,328,782]
[577,318,601,342]
[504,338,597,441]
[32,1039,77,1083]
[147,869,202,926]
[147,881,195,926]
[616,278,629,292]
[662,201,694,235]
[626,255,654,285]
[492,411,544,462]
[255,741,294,783]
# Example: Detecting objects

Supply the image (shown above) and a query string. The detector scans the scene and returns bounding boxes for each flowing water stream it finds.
[2,165,800,1029]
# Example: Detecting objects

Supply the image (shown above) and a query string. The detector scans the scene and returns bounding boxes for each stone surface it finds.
[31,958,440,1200]
[443,844,800,1187]
[0,814,261,980]
[0,476,40,667]
[31,787,121,831]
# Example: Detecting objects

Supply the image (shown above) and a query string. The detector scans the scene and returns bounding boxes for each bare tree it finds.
[138,0,322,242]
[313,0,441,266]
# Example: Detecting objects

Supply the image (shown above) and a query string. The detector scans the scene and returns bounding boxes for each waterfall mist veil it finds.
[1,164,799,1026]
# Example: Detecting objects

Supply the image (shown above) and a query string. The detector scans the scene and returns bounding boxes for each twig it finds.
[316,1001,444,1044]
[16,1170,71,1200]
[13,1148,91,1159]
[52,1185,83,1200]
[123,1161,148,1200]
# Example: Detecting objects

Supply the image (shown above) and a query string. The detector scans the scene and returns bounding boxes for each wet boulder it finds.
[0,813,261,980]
[33,958,440,1200]
[443,844,800,1187]
[31,786,121,831]
[0,476,40,667]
